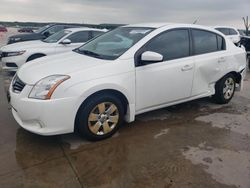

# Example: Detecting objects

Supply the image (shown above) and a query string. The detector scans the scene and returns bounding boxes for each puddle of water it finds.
[154,128,169,139]
[183,144,250,188]
[61,135,91,150]
[61,132,120,150]
[196,113,250,136]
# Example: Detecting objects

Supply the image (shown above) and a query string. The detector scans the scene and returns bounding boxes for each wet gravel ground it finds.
[1,30,250,188]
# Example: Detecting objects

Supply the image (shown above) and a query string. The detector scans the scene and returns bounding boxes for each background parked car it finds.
[0,28,106,70]
[18,27,34,33]
[0,25,7,32]
[214,26,241,44]
[7,23,85,44]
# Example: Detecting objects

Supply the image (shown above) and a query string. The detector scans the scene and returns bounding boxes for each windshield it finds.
[43,30,71,43]
[35,25,51,33]
[75,27,154,60]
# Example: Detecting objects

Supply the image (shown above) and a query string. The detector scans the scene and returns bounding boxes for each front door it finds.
[135,29,194,112]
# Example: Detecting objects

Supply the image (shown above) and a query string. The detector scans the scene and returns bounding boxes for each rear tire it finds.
[212,73,236,104]
[76,94,125,141]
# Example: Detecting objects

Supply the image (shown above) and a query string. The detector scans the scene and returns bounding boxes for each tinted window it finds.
[43,30,71,43]
[229,29,238,35]
[216,28,230,35]
[193,30,218,55]
[143,29,190,61]
[67,31,90,43]
[217,35,226,50]
[45,25,64,35]
[92,31,104,38]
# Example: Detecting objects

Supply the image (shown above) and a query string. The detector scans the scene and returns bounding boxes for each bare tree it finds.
[243,16,250,36]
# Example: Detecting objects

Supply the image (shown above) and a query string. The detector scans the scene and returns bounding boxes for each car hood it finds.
[1,40,52,52]
[9,33,44,40]
[17,51,110,85]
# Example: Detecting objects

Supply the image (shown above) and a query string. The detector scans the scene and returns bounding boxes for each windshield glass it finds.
[35,25,51,33]
[43,30,71,43]
[76,27,154,60]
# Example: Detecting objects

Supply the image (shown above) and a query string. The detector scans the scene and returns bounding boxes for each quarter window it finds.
[143,29,190,61]
[66,31,90,43]
[192,30,218,55]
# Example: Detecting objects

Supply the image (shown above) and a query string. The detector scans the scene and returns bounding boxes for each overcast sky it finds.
[0,0,249,28]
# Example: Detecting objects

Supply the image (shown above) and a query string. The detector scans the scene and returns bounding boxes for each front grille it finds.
[12,76,26,93]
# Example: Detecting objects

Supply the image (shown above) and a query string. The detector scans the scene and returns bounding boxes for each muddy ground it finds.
[0,29,250,188]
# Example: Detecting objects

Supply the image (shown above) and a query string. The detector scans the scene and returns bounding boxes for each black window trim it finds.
[135,27,192,67]
[190,28,226,56]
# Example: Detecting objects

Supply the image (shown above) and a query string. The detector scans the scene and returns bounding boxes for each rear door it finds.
[135,29,195,111]
[191,29,227,96]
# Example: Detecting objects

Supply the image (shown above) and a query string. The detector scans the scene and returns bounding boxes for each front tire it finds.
[76,94,124,141]
[212,74,236,104]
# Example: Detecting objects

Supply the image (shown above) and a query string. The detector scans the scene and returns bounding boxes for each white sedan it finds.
[9,23,247,141]
[0,28,106,70]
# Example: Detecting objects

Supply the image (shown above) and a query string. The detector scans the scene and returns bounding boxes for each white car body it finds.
[0,28,105,71]
[214,26,241,44]
[9,23,247,136]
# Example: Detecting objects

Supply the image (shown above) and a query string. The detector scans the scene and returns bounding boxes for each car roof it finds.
[123,23,174,28]
[65,27,106,32]
[123,23,222,33]
[213,26,238,30]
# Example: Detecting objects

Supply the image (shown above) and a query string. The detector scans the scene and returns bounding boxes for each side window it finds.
[143,29,190,61]
[229,29,238,35]
[46,25,64,35]
[92,31,104,38]
[66,31,90,43]
[217,35,226,50]
[216,28,230,35]
[193,30,218,55]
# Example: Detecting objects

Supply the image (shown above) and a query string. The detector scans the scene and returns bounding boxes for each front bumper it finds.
[10,85,78,135]
[1,56,26,71]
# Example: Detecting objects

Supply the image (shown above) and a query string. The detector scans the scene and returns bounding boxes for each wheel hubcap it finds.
[223,77,235,100]
[88,102,119,135]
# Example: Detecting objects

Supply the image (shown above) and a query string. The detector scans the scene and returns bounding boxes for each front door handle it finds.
[182,65,193,71]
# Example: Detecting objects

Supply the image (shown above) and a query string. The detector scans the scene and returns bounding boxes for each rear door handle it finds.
[181,65,193,71]
[218,57,226,63]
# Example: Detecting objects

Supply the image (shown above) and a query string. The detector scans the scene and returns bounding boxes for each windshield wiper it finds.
[77,50,104,59]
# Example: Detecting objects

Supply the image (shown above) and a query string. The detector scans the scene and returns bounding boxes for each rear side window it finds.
[229,29,238,35]
[217,35,226,50]
[66,31,90,43]
[216,28,230,35]
[193,30,222,55]
[143,29,190,61]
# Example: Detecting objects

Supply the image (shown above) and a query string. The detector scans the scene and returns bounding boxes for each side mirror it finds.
[60,39,71,45]
[43,31,50,38]
[141,51,163,64]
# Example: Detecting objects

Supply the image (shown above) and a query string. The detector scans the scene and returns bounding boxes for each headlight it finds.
[5,51,26,57]
[29,75,70,100]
